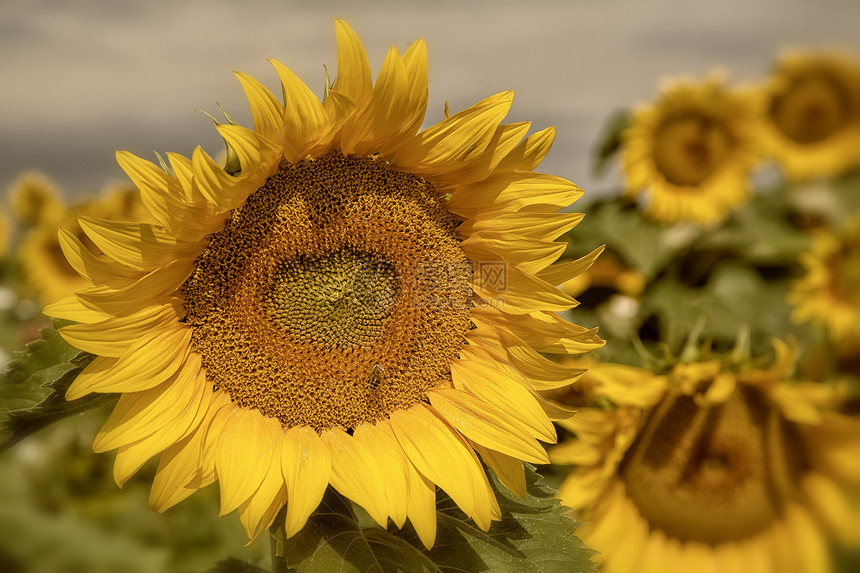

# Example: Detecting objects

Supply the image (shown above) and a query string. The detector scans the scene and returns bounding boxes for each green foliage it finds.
[278,464,594,573]
[0,324,116,452]
[591,110,630,177]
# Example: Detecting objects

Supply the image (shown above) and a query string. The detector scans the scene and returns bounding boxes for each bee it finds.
[369,363,385,391]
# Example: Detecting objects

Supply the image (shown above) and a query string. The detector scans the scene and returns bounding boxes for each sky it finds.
[2,0,858,204]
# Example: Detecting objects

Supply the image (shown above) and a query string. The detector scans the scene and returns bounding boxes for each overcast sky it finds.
[2,0,858,204]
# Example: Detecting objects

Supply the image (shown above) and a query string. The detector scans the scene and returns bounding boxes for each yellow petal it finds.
[243,485,288,546]
[390,403,496,529]
[166,152,196,202]
[450,355,556,442]
[353,420,409,528]
[215,407,283,516]
[470,305,602,354]
[466,329,585,390]
[470,259,577,314]
[93,353,202,453]
[332,19,372,111]
[78,217,205,271]
[149,425,207,512]
[427,388,549,464]
[237,434,287,540]
[197,390,237,485]
[269,59,328,156]
[43,293,111,323]
[446,172,583,220]
[66,323,191,399]
[111,366,211,486]
[471,442,527,498]
[320,427,389,527]
[548,438,602,466]
[216,123,282,180]
[458,211,584,242]
[536,246,604,286]
[234,70,286,148]
[59,302,182,358]
[393,91,514,173]
[190,146,251,213]
[495,126,556,171]
[405,463,437,550]
[461,232,567,275]
[139,179,229,243]
[785,504,831,573]
[341,45,411,156]
[114,150,172,196]
[76,258,196,316]
[394,38,429,144]
[57,227,135,286]
[281,425,331,537]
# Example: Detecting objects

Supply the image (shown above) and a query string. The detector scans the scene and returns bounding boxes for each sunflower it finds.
[0,209,9,260]
[7,171,63,226]
[44,20,604,548]
[622,74,761,224]
[18,185,151,304]
[789,215,860,342]
[759,50,860,181]
[550,346,860,573]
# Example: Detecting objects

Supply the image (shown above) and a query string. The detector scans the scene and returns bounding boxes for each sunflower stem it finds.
[269,505,289,573]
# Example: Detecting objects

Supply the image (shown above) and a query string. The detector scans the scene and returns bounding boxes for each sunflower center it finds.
[619,384,805,544]
[182,152,472,432]
[770,72,852,144]
[653,114,733,187]
[264,250,399,349]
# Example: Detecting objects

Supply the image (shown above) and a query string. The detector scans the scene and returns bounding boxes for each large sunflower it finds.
[622,74,761,224]
[550,348,860,573]
[44,21,604,547]
[759,50,860,181]
[789,215,860,342]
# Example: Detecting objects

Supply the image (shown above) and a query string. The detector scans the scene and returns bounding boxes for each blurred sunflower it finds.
[550,346,860,573]
[8,171,63,226]
[760,51,860,181]
[789,216,860,342]
[17,183,151,304]
[622,74,761,224]
[561,250,646,301]
[45,20,604,547]
[0,210,9,260]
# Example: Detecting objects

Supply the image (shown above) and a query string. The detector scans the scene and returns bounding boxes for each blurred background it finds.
[3,0,858,201]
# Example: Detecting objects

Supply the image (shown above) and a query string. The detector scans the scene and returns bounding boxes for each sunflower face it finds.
[652,114,734,187]
[183,152,472,431]
[46,20,603,547]
[790,216,860,341]
[552,348,860,572]
[623,76,760,224]
[761,51,860,180]
[620,386,803,545]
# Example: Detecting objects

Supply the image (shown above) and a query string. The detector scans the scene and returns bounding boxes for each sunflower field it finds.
[1,18,858,573]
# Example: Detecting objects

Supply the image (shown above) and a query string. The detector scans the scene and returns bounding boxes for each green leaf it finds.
[567,199,697,281]
[281,464,594,572]
[591,110,630,177]
[0,324,116,452]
